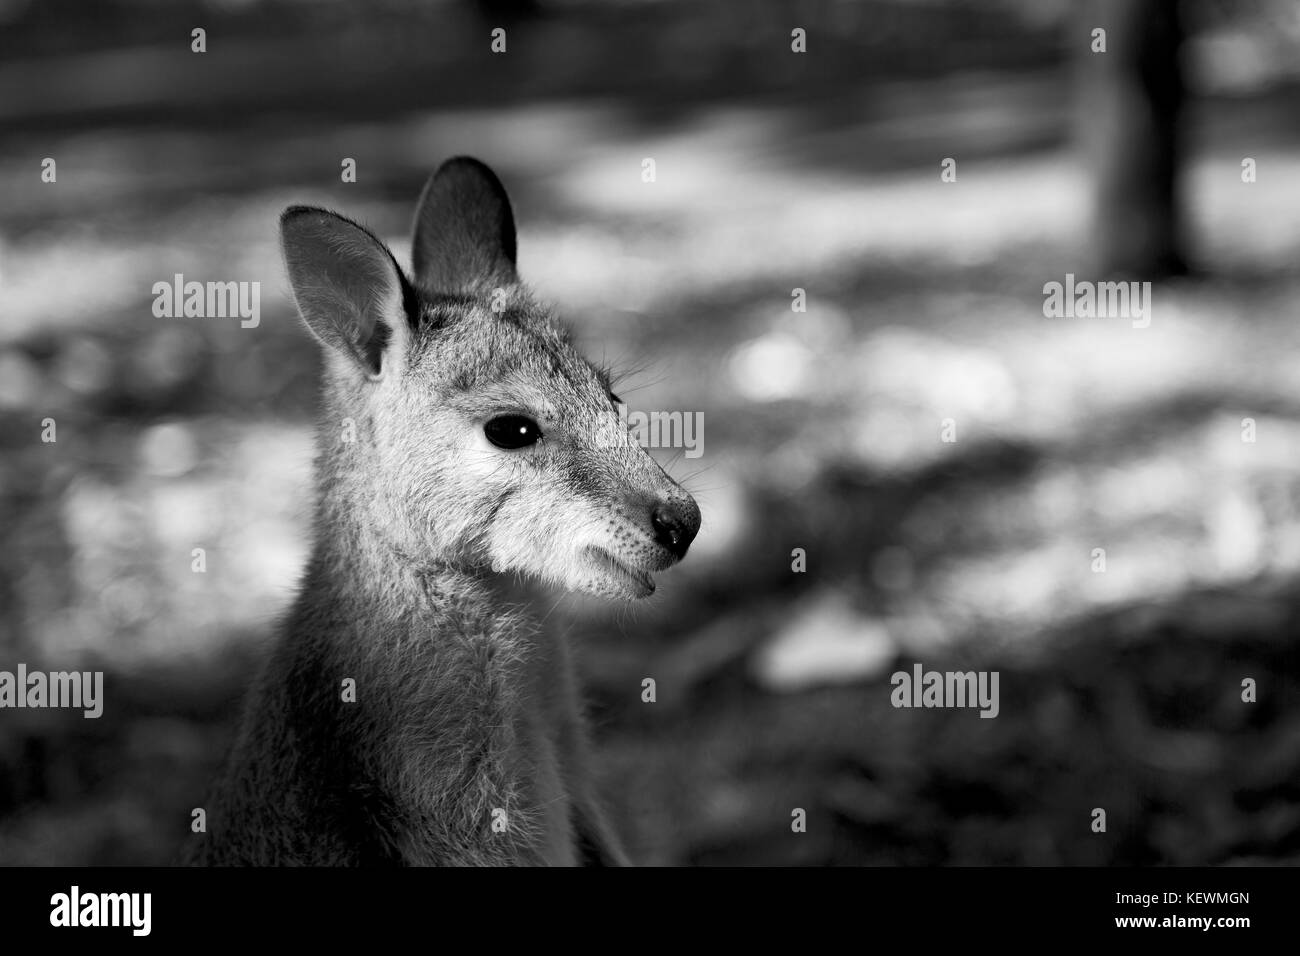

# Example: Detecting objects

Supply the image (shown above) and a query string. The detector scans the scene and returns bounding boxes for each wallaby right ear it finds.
[410,157,518,296]
[280,206,408,378]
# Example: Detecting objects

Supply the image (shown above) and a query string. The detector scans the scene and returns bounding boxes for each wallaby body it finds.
[190,158,699,866]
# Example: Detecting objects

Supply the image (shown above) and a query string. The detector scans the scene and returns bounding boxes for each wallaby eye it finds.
[609,392,622,406]
[484,414,543,449]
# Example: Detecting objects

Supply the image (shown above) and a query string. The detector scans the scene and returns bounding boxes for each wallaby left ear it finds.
[410,156,518,297]
[280,206,409,379]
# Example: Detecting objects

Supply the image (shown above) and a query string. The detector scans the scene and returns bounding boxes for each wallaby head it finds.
[280,157,700,599]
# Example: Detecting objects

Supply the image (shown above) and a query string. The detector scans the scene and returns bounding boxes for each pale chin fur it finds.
[484,543,659,600]
[579,546,657,599]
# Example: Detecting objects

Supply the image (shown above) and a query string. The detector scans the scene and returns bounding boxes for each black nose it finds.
[651,500,700,559]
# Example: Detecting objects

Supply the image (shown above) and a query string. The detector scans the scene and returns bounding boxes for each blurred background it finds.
[2,0,1300,866]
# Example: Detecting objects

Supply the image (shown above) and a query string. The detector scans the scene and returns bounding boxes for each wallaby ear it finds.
[280,207,408,378]
[411,157,518,296]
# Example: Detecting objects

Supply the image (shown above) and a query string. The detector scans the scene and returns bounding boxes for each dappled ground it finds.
[2,0,1300,865]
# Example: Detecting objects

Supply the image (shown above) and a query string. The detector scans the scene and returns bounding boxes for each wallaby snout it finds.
[651,498,700,559]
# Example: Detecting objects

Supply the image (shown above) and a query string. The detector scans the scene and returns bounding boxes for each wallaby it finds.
[188,157,700,866]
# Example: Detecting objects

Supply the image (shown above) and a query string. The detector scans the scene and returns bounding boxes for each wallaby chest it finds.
[293,595,578,865]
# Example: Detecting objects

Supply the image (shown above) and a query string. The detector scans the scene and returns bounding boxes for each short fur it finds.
[188,157,700,866]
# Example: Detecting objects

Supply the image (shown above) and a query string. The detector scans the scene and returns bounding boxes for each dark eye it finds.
[484,414,543,449]
[609,392,623,406]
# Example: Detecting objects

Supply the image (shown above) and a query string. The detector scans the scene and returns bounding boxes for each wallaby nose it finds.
[651,500,700,559]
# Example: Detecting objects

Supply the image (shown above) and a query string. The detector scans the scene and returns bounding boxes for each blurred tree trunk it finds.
[1079,0,1188,278]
